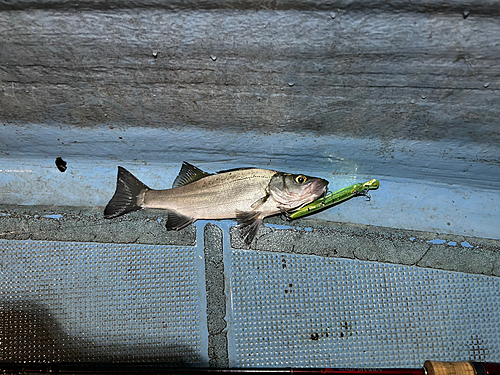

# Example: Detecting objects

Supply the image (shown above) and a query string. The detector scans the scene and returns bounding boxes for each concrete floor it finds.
[1,206,499,366]
[1,0,500,367]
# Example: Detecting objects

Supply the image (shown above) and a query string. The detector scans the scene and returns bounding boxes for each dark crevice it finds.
[1,0,500,16]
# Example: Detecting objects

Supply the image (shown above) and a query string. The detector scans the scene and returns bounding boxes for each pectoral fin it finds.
[165,210,195,231]
[236,210,263,245]
[279,206,292,220]
[250,194,269,209]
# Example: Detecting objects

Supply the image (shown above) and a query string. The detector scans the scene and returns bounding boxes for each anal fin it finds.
[236,210,263,245]
[165,210,195,231]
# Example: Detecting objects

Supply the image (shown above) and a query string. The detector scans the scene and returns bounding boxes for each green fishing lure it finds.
[290,179,380,219]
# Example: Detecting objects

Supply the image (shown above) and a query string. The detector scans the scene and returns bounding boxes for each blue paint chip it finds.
[0,213,10,217]
[447,241,457,246]
[304,227,313,232]
[410,237,416,242]
[461,241,474,248]
[264,223,292,230]
[44,214,63,220]
[157,218,162,224]
[426,239,447,245]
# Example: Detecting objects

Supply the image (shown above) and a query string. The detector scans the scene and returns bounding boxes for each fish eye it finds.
[295,175,307,184]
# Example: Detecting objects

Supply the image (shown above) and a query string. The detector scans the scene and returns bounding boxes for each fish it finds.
[104,162,329,244]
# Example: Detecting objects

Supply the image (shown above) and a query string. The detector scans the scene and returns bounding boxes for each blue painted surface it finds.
[1,123,500,239]
[427,239,447,245]
[2,123,500,190]
[43,214,63,220]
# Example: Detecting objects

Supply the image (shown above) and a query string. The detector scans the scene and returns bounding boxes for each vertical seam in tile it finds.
[203,223,229,368]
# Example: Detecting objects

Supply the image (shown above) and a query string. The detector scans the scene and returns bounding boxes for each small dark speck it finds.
[119,137,123,140]
[285,289,288,294]
[340,332,345,337]
[55,157,67,172]
[447,222,451,226]
[289,283,293,287]
[310,332,319,341]
[463,10,470,19]
[282,264,286,269]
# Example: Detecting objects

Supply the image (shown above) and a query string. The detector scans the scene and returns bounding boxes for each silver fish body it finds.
[104,162,329,244]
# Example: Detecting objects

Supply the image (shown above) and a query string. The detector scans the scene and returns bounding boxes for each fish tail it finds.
[104,167,150,219]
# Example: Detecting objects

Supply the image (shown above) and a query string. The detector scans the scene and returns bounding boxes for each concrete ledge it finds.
[0,205,196,246]
[2,204,498,277]
[230,217,500,277]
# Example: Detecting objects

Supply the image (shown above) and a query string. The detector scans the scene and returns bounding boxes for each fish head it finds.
[268,172,329,211]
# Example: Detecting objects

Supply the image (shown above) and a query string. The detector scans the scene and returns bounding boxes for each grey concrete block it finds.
[230,217,500,277]
[417,243,500,277]
[207,333,229,369]
[0,205,196,246]
[203,223,229,368]
[1,4,499,148]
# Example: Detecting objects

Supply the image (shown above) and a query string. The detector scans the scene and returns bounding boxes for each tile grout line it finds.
[203,223,229,368]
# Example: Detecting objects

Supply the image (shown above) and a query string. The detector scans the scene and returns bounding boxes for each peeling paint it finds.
[264,223,292,230]
[426,239,447,245]
[43,214,63,220]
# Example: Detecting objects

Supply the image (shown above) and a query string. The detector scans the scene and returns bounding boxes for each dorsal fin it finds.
[172,162,212,188]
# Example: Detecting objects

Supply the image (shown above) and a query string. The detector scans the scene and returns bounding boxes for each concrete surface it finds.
[203,223,229,368]
[1,2,499,143]
[1,1,500,194]
[1,152,499,241]
[2,206,498,277]
[1,0,500,367]
[0,205,196,246]
[1,206,500,367]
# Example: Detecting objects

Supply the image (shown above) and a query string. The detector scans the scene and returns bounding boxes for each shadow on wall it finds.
[0,300,202,364]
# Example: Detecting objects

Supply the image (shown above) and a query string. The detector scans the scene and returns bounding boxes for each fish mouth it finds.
[307,178,329,199]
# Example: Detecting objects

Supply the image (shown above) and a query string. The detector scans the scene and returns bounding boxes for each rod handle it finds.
[424,361,500,375]
[425,361,475,375]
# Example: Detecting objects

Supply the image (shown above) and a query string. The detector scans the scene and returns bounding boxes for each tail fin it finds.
[104,167,150,219]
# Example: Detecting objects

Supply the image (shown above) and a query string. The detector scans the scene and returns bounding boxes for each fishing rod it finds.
[0,361,499,375]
